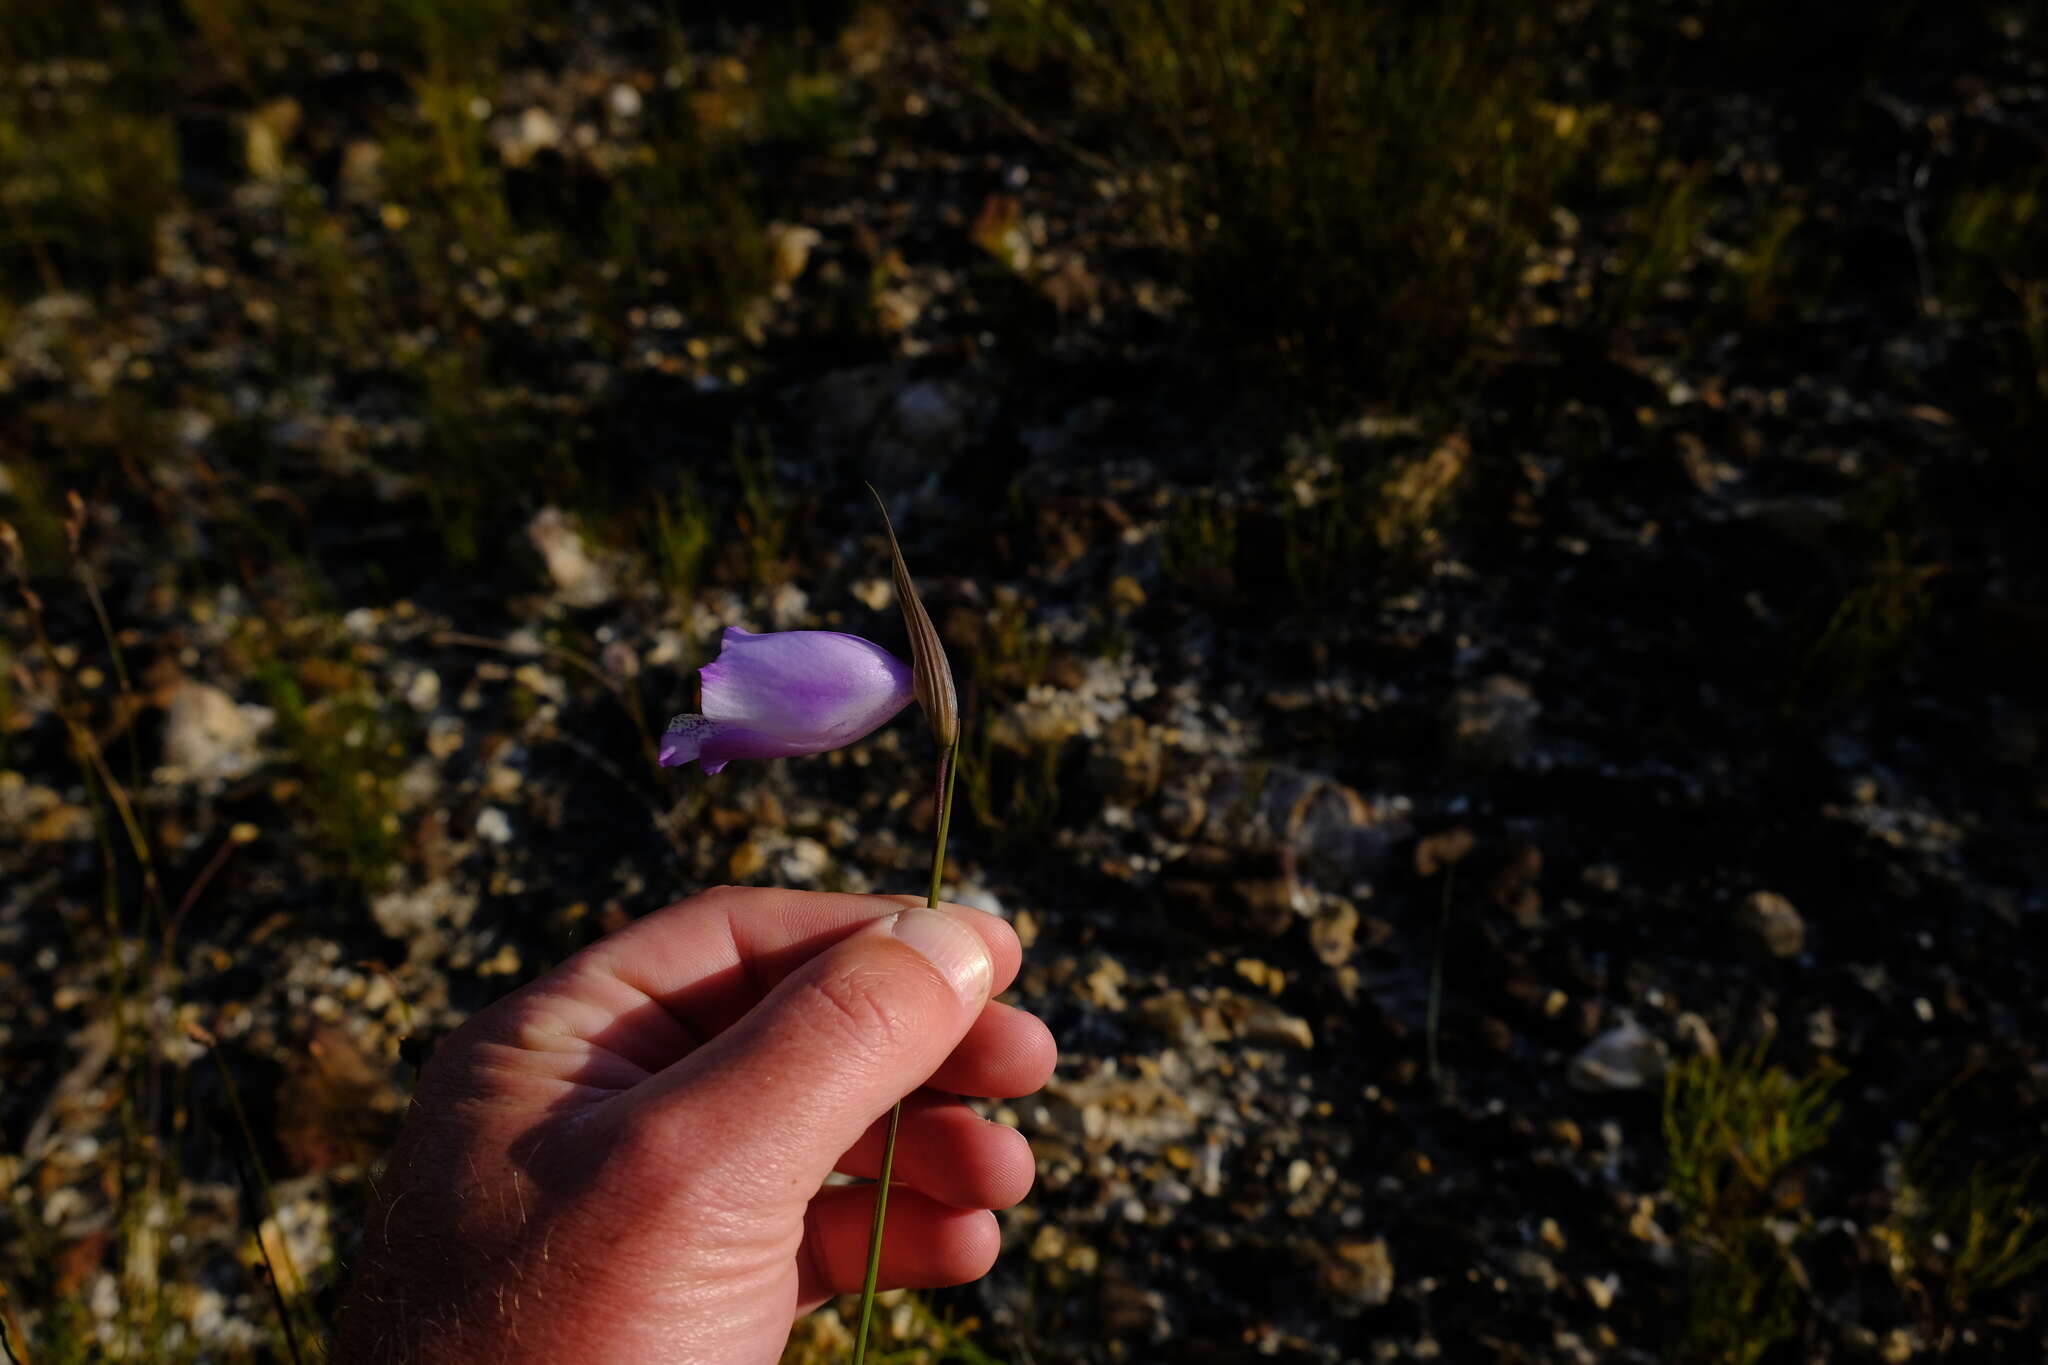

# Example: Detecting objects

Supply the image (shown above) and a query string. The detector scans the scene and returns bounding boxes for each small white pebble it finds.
[476,808,513,844]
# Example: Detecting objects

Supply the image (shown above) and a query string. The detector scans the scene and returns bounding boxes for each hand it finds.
[335,887,1057,1364]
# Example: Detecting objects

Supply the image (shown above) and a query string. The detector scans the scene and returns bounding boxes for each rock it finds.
[781,836,830,884]
[767,222,823,290]
[526,507,613,606]
[1492,843,1544,928]
[498,106,562,168]
[425,716,464,759]
[370,880,476,956]
[1235,998,1315,1050]
[1178,760,1407,886]
[1137,990,1201,1047]
[475,808,512,844]
[1157,779,1207,840]
[1322,1238,1394,1315]
[243,98,300,182]
[1735,891,1805,957]
[1097,1272,1167,1342]
[1030,1223,1068,1262]
[1444,675,1540,769]
[970,191,1032,271]
[1088,715,1163,804]
[1502,1249,1560,1292]
[872,285,923,335]
[25,800,92,843]
[1083,953,1128,1010]
[850,577,893,612]
[1581,862,1621,894]
[1163,844,1302,937]
[890,380,966,454]
[1674,1012,1719,1059]
[1414,826,1476,877]
[1734,495,1848,548]
[948,882,1005,916]
[1806,1007,1838,1051]
[1567,1017,1667,1092]
[162,681,273,782]
[255,1200,328,1299]
[338,140,384,203]
[276,1024,400,1172]
[1309,897,1361,966]
[405,669,441,710]
[768,581,810,629]
[729,835,772,881]
[812,365,895,449]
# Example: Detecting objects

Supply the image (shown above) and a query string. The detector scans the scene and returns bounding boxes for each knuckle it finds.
[803,961,920,1055]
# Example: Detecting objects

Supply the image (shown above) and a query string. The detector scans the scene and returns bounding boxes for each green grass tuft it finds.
[977,0,1585,393]
[256,650,402,891]
[1663,1038,1842,1365]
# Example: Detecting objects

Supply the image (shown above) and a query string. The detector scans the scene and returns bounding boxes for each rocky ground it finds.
[2,3,2046,1362]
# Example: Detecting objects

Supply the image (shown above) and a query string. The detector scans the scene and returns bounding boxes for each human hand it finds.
[334,887,1056,1364]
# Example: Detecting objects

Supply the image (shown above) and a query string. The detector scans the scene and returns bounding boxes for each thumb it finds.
[630,906,995,1198]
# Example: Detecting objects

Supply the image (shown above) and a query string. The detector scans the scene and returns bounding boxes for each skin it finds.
[334,886,1058,1364]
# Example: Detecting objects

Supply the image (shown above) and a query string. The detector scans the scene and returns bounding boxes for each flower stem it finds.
[853,730,961,1364]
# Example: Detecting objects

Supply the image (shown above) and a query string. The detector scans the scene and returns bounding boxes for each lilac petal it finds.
[698,628,913,748]
[659,713,836,775]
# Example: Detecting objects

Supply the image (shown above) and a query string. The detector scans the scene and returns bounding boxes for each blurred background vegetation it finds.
[2,0,2045,1361]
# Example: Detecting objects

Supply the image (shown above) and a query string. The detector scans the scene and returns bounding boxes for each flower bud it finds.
[869,487,959,750]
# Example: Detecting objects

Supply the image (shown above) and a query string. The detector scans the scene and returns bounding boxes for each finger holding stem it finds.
[855,494,963,1365]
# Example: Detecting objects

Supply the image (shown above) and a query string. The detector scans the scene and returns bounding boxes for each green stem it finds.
[853,731,961,1364]
[205,1035,309,1365]
[851,1100,903,1365]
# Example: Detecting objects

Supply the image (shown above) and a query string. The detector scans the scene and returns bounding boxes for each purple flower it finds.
[659,628,915,774]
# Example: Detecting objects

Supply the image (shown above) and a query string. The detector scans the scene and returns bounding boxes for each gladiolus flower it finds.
[659,627,914,774]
